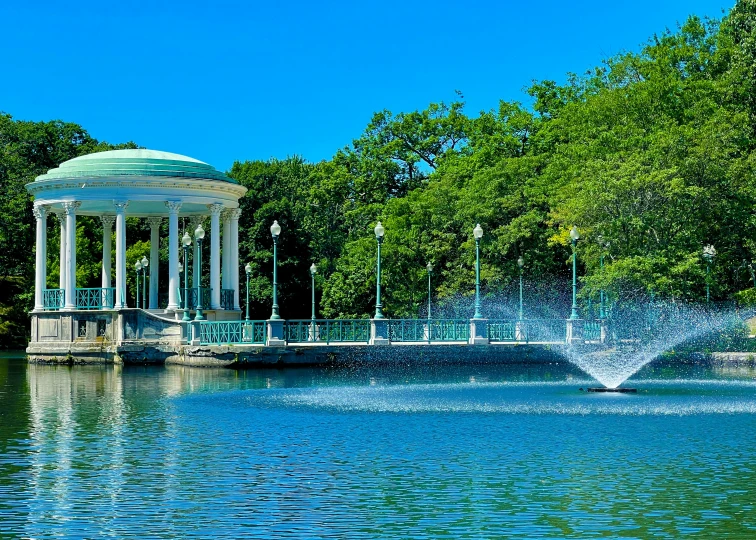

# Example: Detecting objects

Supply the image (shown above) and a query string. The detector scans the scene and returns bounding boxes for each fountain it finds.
[561,301,748,391]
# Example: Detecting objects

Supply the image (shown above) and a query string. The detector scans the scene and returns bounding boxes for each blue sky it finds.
[0,0,732,171]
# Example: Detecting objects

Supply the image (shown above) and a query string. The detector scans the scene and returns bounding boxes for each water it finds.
[1,355,756,538]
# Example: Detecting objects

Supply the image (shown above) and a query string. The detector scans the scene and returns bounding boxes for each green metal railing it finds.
[221,289,235,310]
[389,319,470,342]
[488,320,518,342]
[199,320,266,345]
[488,319,568,343]
[177,287,212,310]
[43,289,65,310]
[388,319,429,342]
[76,288,115,310]
[525,319,568,342]
[583,320,602,342]
[284,319,371,343]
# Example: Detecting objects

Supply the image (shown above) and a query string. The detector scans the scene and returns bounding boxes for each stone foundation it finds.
[26,309,569,368]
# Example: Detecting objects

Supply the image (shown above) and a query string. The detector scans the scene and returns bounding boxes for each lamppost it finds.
[310,263,317,324]
[245,263,252,322]
[374,221,385,319]
[270,220,282,319]
[182,231,192,322]
[194,223,206,321]
[473,223,484,319]
[517,256,524,320]
[570,226,580,320]
[141,256,148,310]
[703,244,716,303]
[597,235,609,319]
[134,260,142,309]
[426,262,433,320]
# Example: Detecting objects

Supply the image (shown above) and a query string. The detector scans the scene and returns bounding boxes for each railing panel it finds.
[582,320,602,342]
[525,319,567,343]
[388,319,469,342]
[389,320,428,342]
[430,319,470,342]
[488,319,567,343]
[199,320,266,345]
[221,289,235,310]
[488,320,517,342]
[43,289,65,310]
[179,287,212,310]
[75,288,115,310]
[284,319,371,343]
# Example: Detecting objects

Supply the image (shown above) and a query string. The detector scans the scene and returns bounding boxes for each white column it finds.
[33,204,49,311]
[208,203,224,310]
[57,213,66,290]
[166,202,182,310]
[222,210,231,295]
[147,217,162,310]
[229,208,241,310]
[189,216,204,288]
[114,201,129,309]
[101,216,115,308]
[62,201,80,310]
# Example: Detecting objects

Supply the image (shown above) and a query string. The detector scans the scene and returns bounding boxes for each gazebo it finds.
[27,149,248,318]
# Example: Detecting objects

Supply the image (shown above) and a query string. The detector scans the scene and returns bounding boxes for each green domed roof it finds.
[35,149,237,184]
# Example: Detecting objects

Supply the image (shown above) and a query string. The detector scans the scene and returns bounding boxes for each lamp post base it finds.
[267,319,286,346]
[469,318,489,345]
[370,318,390,345]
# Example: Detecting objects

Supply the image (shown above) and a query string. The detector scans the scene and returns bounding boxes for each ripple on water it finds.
[243,379,756,416]
[2,360,756,538]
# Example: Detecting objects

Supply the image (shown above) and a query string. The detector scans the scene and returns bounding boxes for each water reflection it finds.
[0,359,753,537]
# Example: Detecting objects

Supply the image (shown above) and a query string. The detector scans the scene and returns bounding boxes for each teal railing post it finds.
[473,225,483,319]
[426,262,433,320]
[375,223,384,319]
[182,235,192,322]
[470,224,488,344]
[135,264,140,309]
[310,263,317,341]
[569,226,580,320]
[194,224,206,321]
[245,263,251,322]
[270,221,281,320]
[371,222,389,345]
[267,221,285,345]
[599,253,606,319]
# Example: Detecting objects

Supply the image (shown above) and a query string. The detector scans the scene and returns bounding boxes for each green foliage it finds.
[734,288,756,307]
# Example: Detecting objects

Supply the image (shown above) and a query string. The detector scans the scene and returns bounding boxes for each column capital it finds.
[228,208,242,221]
[146,217,163,228]
[221,209,232,222]
[32,204,49,220]
[113,200,129,213]
[61,201,80,215]
[100,215,116,229]
[207,203,225,216]
[165,201,182,214]
[56,212,66,227]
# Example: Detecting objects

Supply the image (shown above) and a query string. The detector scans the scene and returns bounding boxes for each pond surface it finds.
[1,355,755,538]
